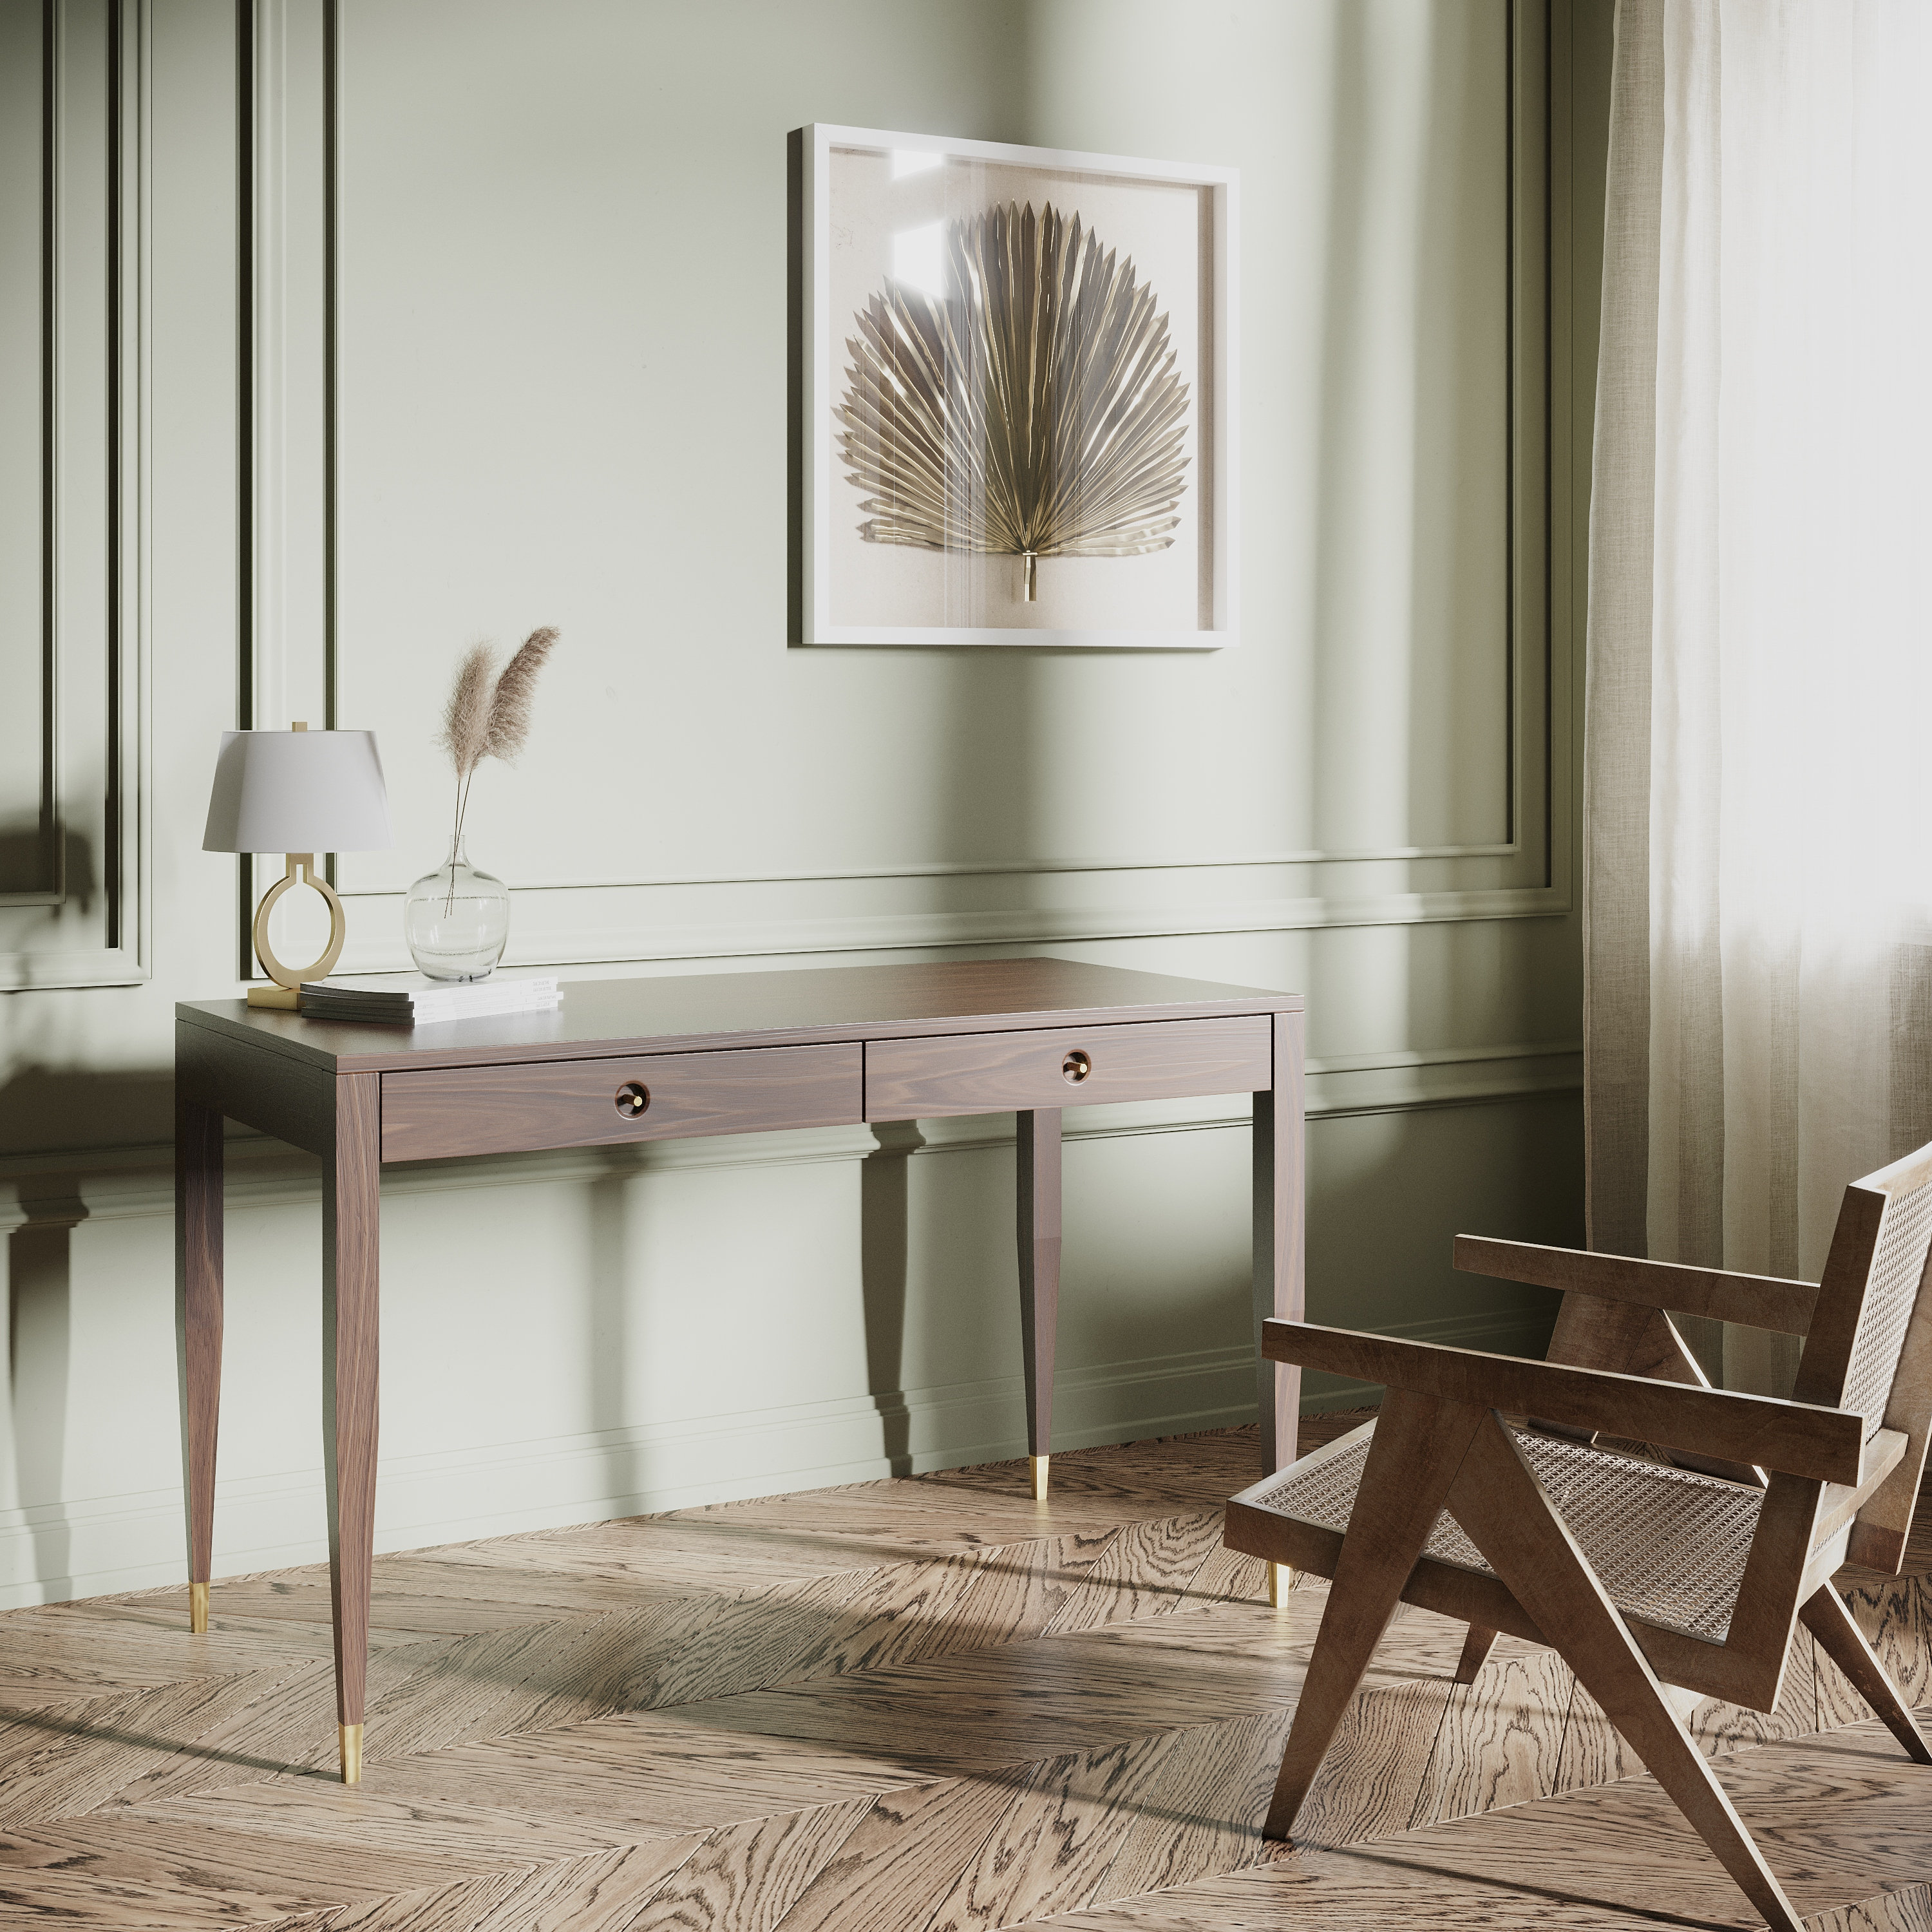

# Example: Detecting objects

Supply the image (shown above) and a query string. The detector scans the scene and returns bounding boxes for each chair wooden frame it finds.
[1225,1142,1932,1932]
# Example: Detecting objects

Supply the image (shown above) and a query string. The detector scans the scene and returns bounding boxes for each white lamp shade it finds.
[202,730,393,854]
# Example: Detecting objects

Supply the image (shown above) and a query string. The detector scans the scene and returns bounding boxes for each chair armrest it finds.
[1452,1236,1819,1336]
[1262,1319,1865,1484]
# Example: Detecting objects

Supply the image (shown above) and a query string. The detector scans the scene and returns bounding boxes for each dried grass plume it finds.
[439,642,497,782]
[482,626,559,764]
[436,627,561,857]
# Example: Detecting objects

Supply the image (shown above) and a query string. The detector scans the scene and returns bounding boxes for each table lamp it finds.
[203,722,393,1008]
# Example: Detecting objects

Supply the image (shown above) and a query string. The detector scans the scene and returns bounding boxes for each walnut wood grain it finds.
[1262,1319,1867,1483]
[1253,1010,1305,1477]
[172,956,1309,1783]
[380,1043,862,1162]
[864,1015,1271,1121]
[1018,1110,1063,1466]
[173,1095,223,1611]
[178,958,1302,1077]
[325,1072,382,1754]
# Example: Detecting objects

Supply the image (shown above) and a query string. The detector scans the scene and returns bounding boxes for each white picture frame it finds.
[797,123,1238,650]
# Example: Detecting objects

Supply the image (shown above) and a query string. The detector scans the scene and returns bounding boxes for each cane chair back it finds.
[1795,1142,1932,1568]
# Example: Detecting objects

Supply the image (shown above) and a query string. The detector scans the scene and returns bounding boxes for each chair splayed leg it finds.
[1801,1583,1932,1765]
[1264,1390,1482,1837]
[1448,1412,1803,1931]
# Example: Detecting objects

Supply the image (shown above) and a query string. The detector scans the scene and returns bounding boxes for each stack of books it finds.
[296,974,564,1026]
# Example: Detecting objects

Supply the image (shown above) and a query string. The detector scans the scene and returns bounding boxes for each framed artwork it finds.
[797,124,1238,650]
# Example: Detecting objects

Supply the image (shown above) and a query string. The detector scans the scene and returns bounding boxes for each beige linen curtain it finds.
[1584,0,1932,1392]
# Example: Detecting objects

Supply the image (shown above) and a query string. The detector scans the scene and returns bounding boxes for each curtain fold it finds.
[1584,0,1932,1391]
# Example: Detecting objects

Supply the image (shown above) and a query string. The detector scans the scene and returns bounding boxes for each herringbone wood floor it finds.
[1,1421,1927,1931]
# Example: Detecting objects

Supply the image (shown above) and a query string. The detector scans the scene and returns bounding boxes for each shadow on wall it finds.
[0,816,61,900]
[0,823,173,1152]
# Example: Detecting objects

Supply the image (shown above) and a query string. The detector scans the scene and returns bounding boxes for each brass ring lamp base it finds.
[247,853,347,1008]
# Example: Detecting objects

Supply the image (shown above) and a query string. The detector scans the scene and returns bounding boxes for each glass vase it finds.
[403,838,510,980]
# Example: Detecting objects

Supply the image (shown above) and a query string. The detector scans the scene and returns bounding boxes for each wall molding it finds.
[242,0,1566,981]
[329,884,1574,978]
[0,1299,1553,1609]
[339,844,1528,897]
[0,0,152,990]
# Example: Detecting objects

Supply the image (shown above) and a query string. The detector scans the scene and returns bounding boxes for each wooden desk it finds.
[175,957,1306,1781]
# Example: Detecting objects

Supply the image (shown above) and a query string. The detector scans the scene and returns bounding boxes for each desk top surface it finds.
[177,956,1302,1077]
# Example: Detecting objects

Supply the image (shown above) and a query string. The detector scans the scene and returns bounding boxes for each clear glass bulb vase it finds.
[403,838,510,980]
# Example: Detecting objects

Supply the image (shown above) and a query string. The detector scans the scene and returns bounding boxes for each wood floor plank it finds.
[1406,1643,1573,1828]
[1805,1886,1932,1932]
[355,1715,946,1835]
[920,1728,1184,1931]
[1086,1709,1289,1906]
[0,1660,328,1826]
[623,1794,875,1932]
[1043,1513,1225,1638]
[258,1835,711,1932]
[0,1428,1918,1932]
[905,1532,1123,1663]
[1350,1717,1932,1926]
[770,1772,1023,1932]
[0,1811,473,1927]
[127,1774,685,1864]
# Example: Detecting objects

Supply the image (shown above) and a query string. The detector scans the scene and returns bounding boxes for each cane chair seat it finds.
[1247,1425,1766,1642]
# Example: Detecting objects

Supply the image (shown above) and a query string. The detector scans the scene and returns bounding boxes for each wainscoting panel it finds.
[0,0,150,989]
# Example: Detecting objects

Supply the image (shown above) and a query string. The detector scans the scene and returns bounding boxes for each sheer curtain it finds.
[1584,0,1932,1391]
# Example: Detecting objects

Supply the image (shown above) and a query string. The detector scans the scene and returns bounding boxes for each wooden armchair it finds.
[1224,1141,1932,1932]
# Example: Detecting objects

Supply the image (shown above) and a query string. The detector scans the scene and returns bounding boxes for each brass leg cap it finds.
[1029,1454,1050,1502]
[339,1723,363,1784]
[1268,1562,1296,1608]
[189,1582,209,1635]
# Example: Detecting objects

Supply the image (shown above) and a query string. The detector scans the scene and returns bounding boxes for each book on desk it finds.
[298,972,562,1025]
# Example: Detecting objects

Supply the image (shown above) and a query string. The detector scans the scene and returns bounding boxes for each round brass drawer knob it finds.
[1062,1050,1092,1084]
[614,1081,651,1118]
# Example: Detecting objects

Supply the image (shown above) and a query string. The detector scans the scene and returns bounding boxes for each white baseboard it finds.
[0,1305,1553,1610]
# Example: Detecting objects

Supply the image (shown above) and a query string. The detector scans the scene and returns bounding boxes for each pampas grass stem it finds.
[435,627,560,914]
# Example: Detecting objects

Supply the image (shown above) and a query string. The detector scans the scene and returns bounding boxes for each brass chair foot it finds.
[1268,1562,1296,1607]
[189,1581,209,1634]
[339,1723,363,1784]
[1030,1454,1049,1501]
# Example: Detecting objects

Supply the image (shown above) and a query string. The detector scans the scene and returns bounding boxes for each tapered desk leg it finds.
[1255,1010,1307,1604]
[1018,1108,1063,1501]
[175,1095,223,1635]
[324,1073,381,1783]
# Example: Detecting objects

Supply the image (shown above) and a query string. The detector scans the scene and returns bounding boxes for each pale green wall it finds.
[0,0,1612,1607]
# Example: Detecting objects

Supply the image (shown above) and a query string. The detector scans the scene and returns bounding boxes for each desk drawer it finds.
[865,1015,1273,1120]
[381,1043,863,1161]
